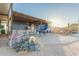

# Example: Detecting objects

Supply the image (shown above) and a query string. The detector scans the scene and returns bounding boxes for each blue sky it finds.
[13,3,79,27]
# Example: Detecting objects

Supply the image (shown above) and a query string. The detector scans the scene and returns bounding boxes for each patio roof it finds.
[0,3,11,15]
[13,11,48,25]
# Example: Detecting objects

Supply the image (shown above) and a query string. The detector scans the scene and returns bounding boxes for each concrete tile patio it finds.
[0,33,79,56]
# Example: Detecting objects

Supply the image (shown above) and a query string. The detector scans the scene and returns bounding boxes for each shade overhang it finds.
[0,3,11,15]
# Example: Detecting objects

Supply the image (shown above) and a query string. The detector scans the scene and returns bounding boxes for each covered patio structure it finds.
[12,11,48,30]
[0,3,12,34]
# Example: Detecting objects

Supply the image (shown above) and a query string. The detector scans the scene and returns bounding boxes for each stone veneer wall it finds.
[12,21,27,30]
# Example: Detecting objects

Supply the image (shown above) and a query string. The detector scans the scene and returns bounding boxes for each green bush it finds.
[0,25,4,28]
[1,29,5,34]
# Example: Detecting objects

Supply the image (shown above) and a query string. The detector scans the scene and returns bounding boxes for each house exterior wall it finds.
[12,21,27,30]
[0,15,8,34]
